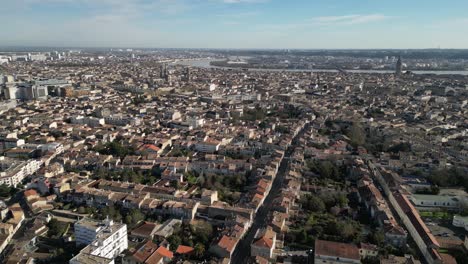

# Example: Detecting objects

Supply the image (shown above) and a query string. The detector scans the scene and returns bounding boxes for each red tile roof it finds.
[140,144,161,152]
[176,245,194,254]
[24,189,38,197]
[314,239,360,260]
[253,236,273,248]
[155,246,173,259]
[131,221,158,238]
[253,228,276,249]
[394,191,440,248]
[217,235,237,253]
[439,253,457,264]
[132,241,158,262]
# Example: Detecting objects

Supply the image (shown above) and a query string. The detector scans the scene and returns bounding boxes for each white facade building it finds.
[71,116,105,127]
[0,100,17,115]
[104,116,141,126]
[28,53,47,61]
[195,141,220,153]
[410,194,461,209]
[0,157,42,187]
[187,116,205,129]
[71,218,128,264]
[452,215,468,231]
[3,84,48,100]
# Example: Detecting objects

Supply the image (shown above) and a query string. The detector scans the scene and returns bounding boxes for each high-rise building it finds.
[3,84,48,100]
[185,67,191,81]
[160,64,168,79]
[70,218,128,264]
[396,56,403,76]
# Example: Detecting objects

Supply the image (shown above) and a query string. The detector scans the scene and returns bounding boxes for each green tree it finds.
[388,142,412,153]
[125,215,133,225]
[347,122,366,147]
[100,206,122,221]
[194,243,205,258]
[191,221,213,244]
[168,235,182,251]
[335,193,349,207]
[77,206,86,214]
[370,230,385,246]
[96,141,135,158]
[170,180,181,189]
[0,184,15,197]
[301,194,325,212]
[47,218,69,238]
[129,209,144,224]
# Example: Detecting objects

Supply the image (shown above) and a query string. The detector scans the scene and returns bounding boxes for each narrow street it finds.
[231,122,310,263]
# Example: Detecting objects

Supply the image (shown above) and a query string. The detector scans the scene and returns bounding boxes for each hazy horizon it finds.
[1,0,468,49]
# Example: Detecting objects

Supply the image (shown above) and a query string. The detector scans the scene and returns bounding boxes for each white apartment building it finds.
[187,116,205,129]
[452,215,468,231]
[0,157,42,187]
[104,116,141,126]
[0,100,17,115]
[195,141,220,153]
[71,218,128,264]
[410,194,461,209]
[71,116,105,127]
[3,84,48,100]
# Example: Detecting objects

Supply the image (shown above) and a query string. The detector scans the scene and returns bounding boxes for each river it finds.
[173,59,468,76]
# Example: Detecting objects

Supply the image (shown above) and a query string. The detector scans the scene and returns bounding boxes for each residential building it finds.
[314,239,360,264]
[71,218,128,263]
[251,226,276,259]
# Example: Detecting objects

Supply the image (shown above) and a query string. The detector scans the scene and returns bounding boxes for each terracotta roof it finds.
[439,253,457,264]
[176,245,194,254]
[145,252,162,264]
[131,221,158,238]
[217,235,237,253]
[253,228,276,249]
[140,144,160,152]
[24,189,38,197]
[314,239,360,260]
[155,246,173,259]
[253,236,273,248]
[394,192,440,248]
[132,241,158,262]
[253,193,264,201]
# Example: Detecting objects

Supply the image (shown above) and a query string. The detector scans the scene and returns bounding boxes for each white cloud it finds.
[311,14,390,25]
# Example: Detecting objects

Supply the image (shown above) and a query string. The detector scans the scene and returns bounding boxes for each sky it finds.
[1,0,468,49]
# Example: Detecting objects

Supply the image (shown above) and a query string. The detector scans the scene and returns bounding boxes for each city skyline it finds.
[1,0,468,49]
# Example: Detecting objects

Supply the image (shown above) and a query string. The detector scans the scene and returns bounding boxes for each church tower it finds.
[396,56,402,76]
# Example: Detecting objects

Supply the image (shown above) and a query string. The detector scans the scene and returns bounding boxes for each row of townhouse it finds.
[64,185,199,220]
[245,150,285,211]
[88,179,176,197]
[249,137,308,262]
[369,161,444,264]
[188,160,253,176]
[207,121,309,263]
[357,175,408,248]
[209,215,252,261]
[119,154,253,177]
[0,204,25,255]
